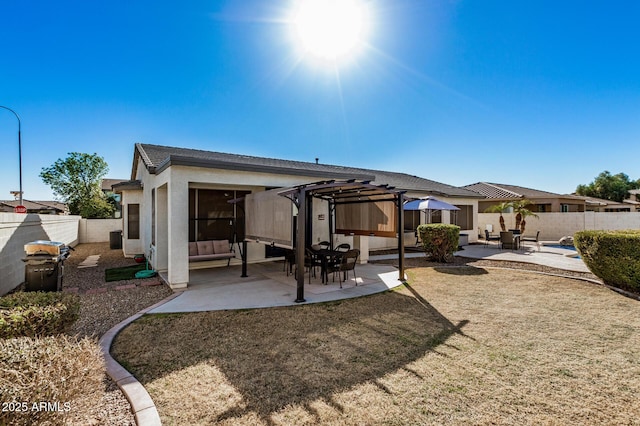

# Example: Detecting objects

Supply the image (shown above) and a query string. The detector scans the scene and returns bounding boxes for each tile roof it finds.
[0,199,67,212]
[134,143,482,198]
[101,178,129,191]
[462,182,584,200]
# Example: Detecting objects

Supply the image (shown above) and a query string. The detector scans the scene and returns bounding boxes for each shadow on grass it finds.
[433,266,489,276]
[111,289,468,424]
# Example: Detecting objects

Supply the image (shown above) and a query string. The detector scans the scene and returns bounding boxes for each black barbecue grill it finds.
[23,241,72,292]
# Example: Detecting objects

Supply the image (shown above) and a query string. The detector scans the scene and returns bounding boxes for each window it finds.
[452,205,473,230]
[404,210,420,232]
[127,204,140,239]
[189,189,250,242]
[561,204,569,213]
[429,210,442,224]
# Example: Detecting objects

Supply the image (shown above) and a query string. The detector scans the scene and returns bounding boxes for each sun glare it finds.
[292,0,369,62]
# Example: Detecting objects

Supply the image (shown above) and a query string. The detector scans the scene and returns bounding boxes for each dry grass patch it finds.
[112,267,640,425]
[0,335,106,426]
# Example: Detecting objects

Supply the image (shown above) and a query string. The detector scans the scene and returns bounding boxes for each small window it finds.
[128,204,140,239]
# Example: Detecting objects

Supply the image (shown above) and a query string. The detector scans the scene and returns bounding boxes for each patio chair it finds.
[335,243,351,252]
[283,249,296,276]
[521,230,541,251]
[484,229,501,246]
[304,248,322,284]
[499,231,518,250]
[328,249,360,288]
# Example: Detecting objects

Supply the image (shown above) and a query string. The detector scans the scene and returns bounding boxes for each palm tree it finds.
[484,201,512,231]
[511,199,539,233]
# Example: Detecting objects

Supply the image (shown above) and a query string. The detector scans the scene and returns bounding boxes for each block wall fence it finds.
[0,214,122,295]
[478,212,640,242]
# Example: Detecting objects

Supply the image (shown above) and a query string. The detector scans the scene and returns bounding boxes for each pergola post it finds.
[295,189,306,303]
[241,240,248,278]
[397,193,405,281]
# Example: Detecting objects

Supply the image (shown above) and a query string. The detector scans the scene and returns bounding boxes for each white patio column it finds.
[167,174,189,289]
[442,210,451,225]
[353,235,369,264]
[155,185,169,271]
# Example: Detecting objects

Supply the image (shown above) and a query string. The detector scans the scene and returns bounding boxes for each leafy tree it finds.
[40,152,114,218]
[576,171,640,203]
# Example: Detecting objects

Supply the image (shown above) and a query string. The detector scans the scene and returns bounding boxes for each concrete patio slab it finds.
[452,243,590,273]
[150,262,404,314]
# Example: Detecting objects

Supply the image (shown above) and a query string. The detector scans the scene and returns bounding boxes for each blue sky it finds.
[1,0,639,201]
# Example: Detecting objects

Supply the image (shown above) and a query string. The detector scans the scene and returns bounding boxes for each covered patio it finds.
[152,261,403,313]
[239,180,408,303]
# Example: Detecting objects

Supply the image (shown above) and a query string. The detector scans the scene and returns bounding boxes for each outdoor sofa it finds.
[188,240,235,265]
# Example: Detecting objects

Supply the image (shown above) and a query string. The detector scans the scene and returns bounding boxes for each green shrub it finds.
[0,335,105,426]
[0,292,80,338]
[417,224,460,263]
[574,230,640,292]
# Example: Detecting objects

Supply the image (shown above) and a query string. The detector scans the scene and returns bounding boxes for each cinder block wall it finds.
[478,212,640,242]
[0,213,81,296]
[78,218,123,243]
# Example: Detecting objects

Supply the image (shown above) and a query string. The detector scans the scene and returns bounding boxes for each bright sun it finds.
[292,0,369,61]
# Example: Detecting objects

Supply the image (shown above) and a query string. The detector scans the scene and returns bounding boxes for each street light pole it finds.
[0,106,23,206]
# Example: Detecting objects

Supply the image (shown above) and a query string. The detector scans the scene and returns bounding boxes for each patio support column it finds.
[397,194,405,281]
[241,240,248,277]
[295,189,306,303]
[328,200,334,249]
[167,174,189,289]
[352,236,369,264]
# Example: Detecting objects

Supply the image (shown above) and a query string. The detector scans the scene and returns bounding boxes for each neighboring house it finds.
[462,182,586,213]
[623,189,640,212]
[571,195,633,212]
[101,178,129,218]
[0,199,68,215]
[116,143,483,289]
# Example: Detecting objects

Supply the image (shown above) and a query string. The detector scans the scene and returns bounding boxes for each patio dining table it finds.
[311,248,343,284]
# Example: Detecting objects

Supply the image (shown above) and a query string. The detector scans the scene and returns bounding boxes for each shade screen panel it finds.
[245,189,294,248]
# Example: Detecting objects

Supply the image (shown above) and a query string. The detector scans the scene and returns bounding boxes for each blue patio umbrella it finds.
[404,196,460,223]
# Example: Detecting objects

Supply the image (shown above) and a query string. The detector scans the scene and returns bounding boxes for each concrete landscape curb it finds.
[98,292,182,426]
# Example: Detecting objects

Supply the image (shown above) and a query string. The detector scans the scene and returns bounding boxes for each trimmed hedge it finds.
[574,230,640,292]
[0,292,80,339]
[417,224,460,263]
[0,335,105,426]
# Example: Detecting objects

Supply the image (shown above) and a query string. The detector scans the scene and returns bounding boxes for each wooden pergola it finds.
[241,180,408,303]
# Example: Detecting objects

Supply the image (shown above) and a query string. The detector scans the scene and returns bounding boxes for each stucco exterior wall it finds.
[478,212,640,241]
[78,219,123,243]
[127,158,481,287]
[0,213,80,295]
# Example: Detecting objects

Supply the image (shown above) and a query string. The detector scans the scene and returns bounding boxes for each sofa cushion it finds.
[212,240,230,254]
[188,242,198,256]
[196,241,214,256]
[189,253,233,262]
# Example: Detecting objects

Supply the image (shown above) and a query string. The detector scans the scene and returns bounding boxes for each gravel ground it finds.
[63,242,174,425]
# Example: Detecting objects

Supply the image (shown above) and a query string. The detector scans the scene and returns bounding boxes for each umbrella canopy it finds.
[403,196,460,211]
